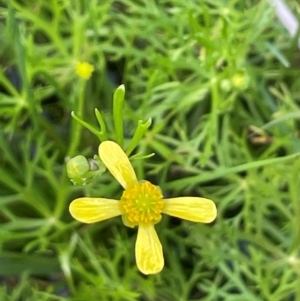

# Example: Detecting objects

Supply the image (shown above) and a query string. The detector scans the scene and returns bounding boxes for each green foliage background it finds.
[1,0,300,300]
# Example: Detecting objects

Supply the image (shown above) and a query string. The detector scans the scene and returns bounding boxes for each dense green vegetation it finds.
[1,0,300,300]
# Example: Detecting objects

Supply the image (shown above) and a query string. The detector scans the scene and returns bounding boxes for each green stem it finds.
[67,81,86,157]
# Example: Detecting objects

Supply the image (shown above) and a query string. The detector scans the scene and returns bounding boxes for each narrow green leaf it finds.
[113,84,125,147]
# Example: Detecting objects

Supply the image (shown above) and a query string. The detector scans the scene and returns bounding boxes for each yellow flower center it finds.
[119,181,164,226]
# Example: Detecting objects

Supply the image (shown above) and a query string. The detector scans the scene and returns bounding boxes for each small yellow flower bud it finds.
[76,62,94,80]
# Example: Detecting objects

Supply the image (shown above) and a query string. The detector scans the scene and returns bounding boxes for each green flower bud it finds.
[220,79,232,92]
[66,155,106,186]
[67,155,90,179]
[232,71,250,90]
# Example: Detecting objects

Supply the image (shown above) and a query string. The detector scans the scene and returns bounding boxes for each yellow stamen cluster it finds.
[76,62,94,80]
[119,181,165,226]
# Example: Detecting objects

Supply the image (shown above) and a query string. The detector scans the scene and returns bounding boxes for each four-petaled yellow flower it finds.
[69,141,217,275]
[76,61,94,80]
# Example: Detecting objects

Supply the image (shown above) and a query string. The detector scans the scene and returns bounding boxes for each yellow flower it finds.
[76,61,94,80]
[69,141,217,275]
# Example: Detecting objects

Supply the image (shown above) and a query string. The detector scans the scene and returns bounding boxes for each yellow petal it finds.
[135,225,164,275]
[69,198,121,224]
[99,141,137,189]
[162,197,217,223]
[121,214,137,228]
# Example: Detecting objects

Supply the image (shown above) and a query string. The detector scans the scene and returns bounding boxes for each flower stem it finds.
[67,80,86,157]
